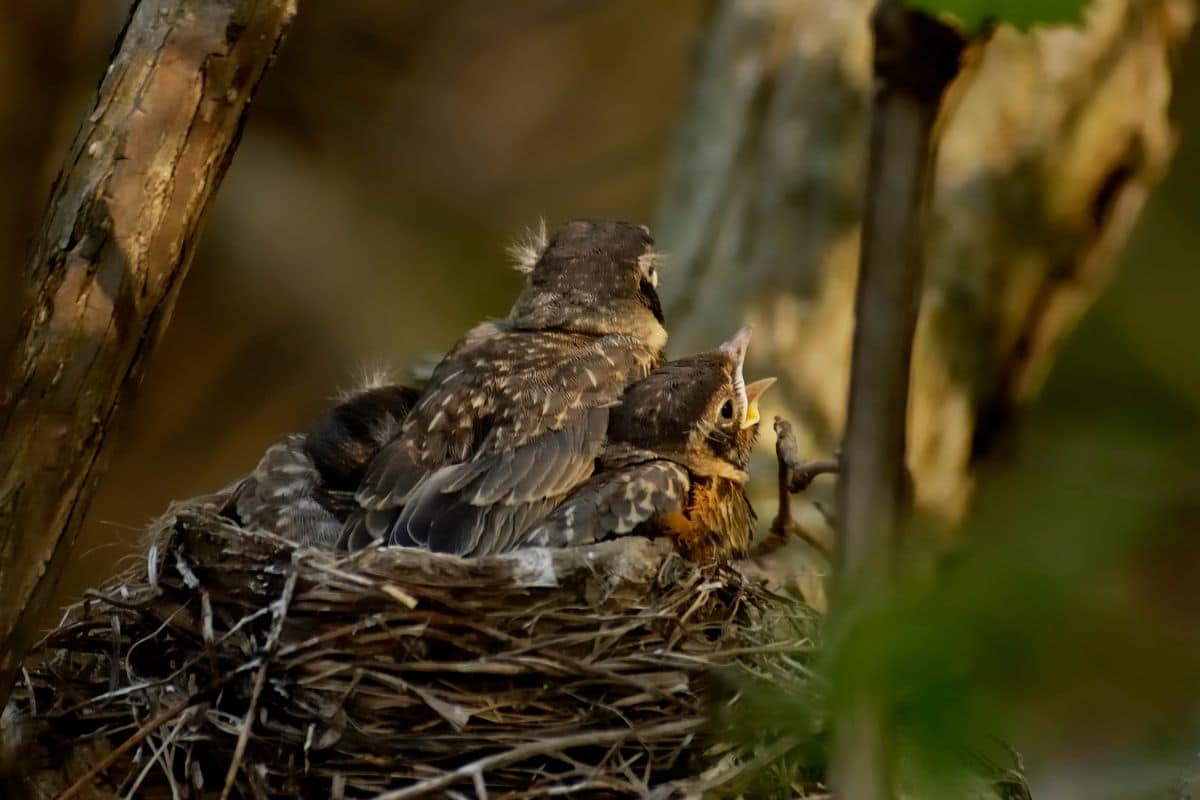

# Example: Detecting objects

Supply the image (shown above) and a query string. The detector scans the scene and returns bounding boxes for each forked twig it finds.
[764,417,839,558]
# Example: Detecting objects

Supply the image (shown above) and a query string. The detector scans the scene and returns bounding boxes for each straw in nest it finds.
[3,503,822,799]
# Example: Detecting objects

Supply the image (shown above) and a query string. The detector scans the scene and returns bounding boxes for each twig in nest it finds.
[765,417,840,558]
[219,566,299,800]
[372,718,706,800]
[122,703,195,799]
[56,693,194,800]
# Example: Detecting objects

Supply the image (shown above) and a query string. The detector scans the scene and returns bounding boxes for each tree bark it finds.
[659,0,1193,528]
[0,0,297,710]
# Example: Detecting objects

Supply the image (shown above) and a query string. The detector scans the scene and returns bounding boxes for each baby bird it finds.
[342,219,668,555]
[526,327,774,563]
[227,384,419,548]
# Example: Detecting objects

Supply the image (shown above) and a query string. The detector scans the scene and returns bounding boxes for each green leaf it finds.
[906,0,1089,32]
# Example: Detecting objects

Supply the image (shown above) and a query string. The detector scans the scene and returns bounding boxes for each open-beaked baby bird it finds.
[340,219,668,555]
[526,327,774,563]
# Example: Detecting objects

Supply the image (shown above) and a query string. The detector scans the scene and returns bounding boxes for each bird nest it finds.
[3,503,821,799]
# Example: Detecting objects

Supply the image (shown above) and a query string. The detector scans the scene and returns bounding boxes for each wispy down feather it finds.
[338,363,401,402]
[506,218,548,274]
[637,249,668,279]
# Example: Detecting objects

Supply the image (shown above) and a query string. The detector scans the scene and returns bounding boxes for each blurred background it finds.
[2,2,1198,797]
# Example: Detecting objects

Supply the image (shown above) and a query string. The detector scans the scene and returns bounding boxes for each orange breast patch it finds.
[660,510,694,538]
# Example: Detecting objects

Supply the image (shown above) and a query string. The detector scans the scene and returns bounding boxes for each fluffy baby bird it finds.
[226,383,419,548]
[341,219,668,555]
[526,327,774,563]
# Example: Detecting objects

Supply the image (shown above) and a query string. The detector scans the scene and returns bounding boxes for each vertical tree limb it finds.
[829,4,963,798]
[0,0,297,709]
[837,2,963,585]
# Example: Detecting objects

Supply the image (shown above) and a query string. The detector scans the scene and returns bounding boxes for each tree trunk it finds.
[0,0,297,710]
[659,0,1192,529]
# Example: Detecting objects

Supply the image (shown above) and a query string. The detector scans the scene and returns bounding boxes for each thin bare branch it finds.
[762,416,838,559]
[830,2,964,798]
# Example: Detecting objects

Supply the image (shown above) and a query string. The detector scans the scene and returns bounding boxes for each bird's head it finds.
[507,219,667,353]
[608,326,775,482]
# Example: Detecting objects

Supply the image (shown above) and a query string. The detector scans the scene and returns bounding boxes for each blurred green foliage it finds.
[907,0,1088,31]
[735,406,1200,797]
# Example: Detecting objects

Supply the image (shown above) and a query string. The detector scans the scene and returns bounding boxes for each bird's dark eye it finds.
[720,400,734,420]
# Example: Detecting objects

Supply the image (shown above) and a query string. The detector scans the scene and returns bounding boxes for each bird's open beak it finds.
[742,377,776,429]
[719,325,753,364]
[719,327,774,429]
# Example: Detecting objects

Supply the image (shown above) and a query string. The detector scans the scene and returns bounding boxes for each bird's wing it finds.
[392,404,608,555]
[231,434,344,548]
[351,322,516,511]
[337,508,386,551]
[523,457,691,549]
[351,330,658,555]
